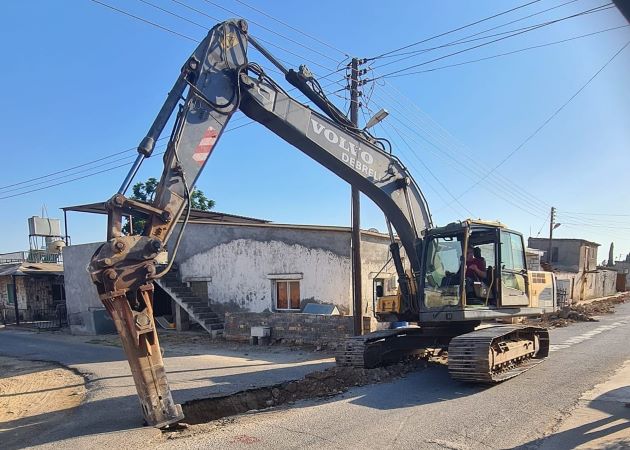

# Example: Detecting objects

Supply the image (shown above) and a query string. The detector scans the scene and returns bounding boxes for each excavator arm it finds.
[89,19,432,427]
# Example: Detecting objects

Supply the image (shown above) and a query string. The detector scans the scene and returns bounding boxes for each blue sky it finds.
[1,0,629,261]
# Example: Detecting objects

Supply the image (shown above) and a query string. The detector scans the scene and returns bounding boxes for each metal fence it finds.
[1,305,68,330]
[556,287,569,309]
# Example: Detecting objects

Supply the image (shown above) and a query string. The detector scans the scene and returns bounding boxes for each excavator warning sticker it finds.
[192,126,218,165]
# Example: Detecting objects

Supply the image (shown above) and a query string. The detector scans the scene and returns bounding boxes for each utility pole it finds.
[547,206,556,264]
[349,57,362,336]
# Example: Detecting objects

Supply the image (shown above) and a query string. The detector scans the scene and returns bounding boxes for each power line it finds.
[387,121,476,217]
[367,0,542,60]
[137,0,207,29]
[367,83,552,217]
[559,210,630,217]
[369,3,615,81]
[363,84,551,219]
[229,0,349,57]
[90,0,197,41]
[0,156,161,200]
[0,152,146,194]
[0,119,260,201]
[196,0,340,63]
[167,0,346,80]
[91,0,348,94]
[372,0,583,63]
[372,4,616,71]
[379,112,550,220]
[361,98,474,217]
[384,24,629,77]
[450,38,630,203]
[0,137,167,190]
[372,119,468,218]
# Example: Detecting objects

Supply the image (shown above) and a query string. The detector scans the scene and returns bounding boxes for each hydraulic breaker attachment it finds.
[100,283,183,427]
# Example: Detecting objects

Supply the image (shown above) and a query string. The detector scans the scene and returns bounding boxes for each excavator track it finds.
[448,325,549,383]
[336,328,430,368]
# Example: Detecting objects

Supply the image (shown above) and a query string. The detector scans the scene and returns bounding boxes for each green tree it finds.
[122,177,215,235]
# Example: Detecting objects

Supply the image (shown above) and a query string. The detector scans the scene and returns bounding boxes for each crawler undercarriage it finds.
[336,325,550,383]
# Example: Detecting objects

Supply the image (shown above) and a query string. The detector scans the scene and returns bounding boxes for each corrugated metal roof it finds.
[529,237,600,247]
[61,201,269,224]
[0,263,22,276]
[0,262,63,276]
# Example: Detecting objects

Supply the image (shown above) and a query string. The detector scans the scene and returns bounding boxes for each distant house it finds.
[0,262,66,323]
[613,254,630,291]
[527,238,616,301]
[525,248,545,271]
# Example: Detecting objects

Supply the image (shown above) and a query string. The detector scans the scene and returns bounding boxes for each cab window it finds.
[424,236,462,308]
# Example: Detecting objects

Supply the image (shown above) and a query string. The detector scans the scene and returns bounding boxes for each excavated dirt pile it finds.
[181,358,428,425]
[536,293,629,328]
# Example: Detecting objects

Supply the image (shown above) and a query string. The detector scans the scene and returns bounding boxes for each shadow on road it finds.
[346,364,487,410]
[0,360,333,449]
[514,386,630,450]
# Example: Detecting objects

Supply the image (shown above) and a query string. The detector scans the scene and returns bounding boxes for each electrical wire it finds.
[197,0,340,63]
[367,3,615,82]
[0,118,260,201]
[373,106,551,220]
[0,152,164,200]
[229,0,349,57]
[166,0,346,82]
[90,0,197,42]
[370,72,630,226]
[359,79,552,220]
[387,119,476,217]
[137,0,206,29]
[0,140,159,190]
[0,151,159,194]
[373,0,583,61]
[367,0,542,60]
[450,39,630,204]
[373,118,466,218]
[372,4,616,71]
[384,24,629,77]
[367,83,552,218]
[559,210,630,217]
[534,212,550,237]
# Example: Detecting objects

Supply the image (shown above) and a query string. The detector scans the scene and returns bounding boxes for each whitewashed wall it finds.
[180,238,352,313]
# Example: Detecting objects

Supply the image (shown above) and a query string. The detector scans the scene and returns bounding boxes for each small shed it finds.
[0,262,65,323]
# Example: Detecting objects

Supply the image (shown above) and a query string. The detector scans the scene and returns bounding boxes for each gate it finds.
[1,305,68,330]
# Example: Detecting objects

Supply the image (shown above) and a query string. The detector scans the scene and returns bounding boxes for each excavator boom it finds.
[89,19,432,427]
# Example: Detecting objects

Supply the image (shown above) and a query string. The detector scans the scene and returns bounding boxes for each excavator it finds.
[89,19,556,428]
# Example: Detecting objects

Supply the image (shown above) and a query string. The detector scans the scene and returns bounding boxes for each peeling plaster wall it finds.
[174,223,393,314]
[180,238,351,313]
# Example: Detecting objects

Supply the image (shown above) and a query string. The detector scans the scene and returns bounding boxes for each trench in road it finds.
[178,313,630,426]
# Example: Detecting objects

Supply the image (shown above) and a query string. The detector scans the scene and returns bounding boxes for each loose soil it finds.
[0,356,86,428]
[179,358,428,426]
[530,293,630,328]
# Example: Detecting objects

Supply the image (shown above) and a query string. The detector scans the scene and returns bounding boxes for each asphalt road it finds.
[1,304,629,449]
[0,330,333,449]
[162,303,630,450]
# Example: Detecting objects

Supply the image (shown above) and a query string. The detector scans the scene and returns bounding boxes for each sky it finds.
[1,0,629,262]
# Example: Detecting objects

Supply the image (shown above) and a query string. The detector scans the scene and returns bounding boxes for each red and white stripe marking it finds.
[192,126,219,165]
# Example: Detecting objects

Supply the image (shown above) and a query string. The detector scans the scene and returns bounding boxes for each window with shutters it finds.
[274,280,300,311]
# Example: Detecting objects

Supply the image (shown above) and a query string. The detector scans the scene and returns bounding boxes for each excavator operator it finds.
[466,246,486,281]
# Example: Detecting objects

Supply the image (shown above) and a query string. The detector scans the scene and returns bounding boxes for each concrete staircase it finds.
[155,268,224,337]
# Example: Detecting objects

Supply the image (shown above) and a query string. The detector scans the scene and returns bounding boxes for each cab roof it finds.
[427,219,507,236]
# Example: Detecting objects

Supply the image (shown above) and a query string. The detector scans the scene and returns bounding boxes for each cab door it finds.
[499,231,530,306]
